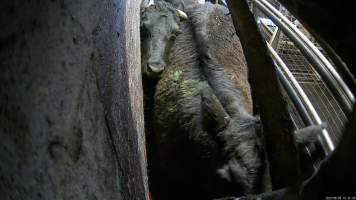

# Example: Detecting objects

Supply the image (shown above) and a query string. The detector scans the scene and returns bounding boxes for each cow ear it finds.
[201,85,230,133]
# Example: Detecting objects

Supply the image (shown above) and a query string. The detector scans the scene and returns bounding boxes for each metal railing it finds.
[250,0,354,155]
[253,0,354,114]
[267,42,334,154]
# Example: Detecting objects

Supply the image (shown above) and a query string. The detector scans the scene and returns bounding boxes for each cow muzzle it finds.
[146,62,165,77]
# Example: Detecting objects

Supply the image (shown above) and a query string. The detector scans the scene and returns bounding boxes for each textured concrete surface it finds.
[0,0,147,199]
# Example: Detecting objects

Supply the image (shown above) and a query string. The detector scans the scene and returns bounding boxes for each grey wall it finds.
[0,0,148,199]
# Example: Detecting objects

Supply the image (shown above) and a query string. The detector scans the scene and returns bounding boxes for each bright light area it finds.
[257,17,276,27]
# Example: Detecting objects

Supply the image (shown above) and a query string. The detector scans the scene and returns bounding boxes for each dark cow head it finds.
[141,0,187,78]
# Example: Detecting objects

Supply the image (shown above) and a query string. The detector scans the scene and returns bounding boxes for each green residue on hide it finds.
[170,70,183,82]
[181,79,203,98]
[168,104,179,113]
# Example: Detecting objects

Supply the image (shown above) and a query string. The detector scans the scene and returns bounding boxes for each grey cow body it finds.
[142,1,322,199]
[152,3,266,199]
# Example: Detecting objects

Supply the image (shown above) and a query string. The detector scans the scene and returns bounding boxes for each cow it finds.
[150,3,265,199]
[141,1,324,199]
[140,1,189,197]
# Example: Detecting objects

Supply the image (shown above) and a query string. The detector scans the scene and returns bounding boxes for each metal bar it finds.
[253,0,354,113]
[275,63,313,126]
[269,27,281,49]
[279,83,320,170]
[267,43,335,154]
[227,0,300,189]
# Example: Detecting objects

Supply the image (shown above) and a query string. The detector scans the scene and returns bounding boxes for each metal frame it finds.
[258,0,355,104]
[269,26,281,49]
[253,0,354,114]
[267,42,335,154]
[268,26,310,125]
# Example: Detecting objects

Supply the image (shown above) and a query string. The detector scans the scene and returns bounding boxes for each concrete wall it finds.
[0,0,148,199]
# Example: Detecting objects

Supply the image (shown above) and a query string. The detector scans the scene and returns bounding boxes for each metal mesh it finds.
[253,3,348,148]
[279,84,306,129]
[276,32,347,146]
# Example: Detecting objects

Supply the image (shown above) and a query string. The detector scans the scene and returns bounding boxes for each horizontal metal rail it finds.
[267,42,335,155]
[253,0,354,114]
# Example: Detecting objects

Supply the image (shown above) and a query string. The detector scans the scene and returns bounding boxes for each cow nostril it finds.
[146,63,152,73]
[148,63,164,74]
